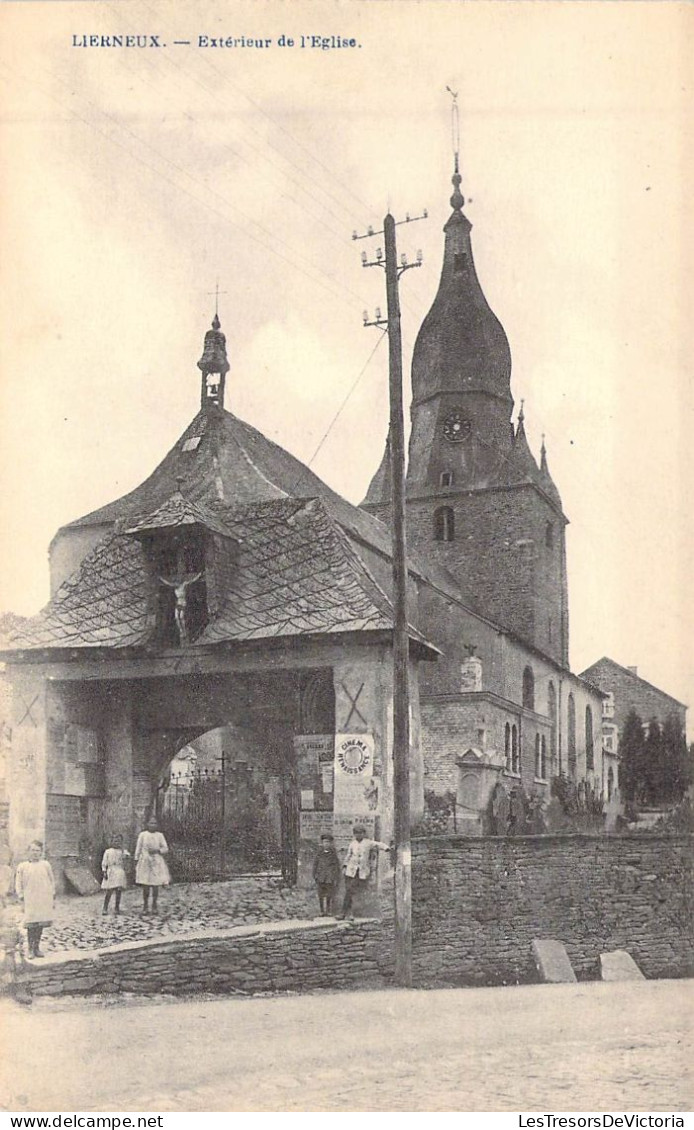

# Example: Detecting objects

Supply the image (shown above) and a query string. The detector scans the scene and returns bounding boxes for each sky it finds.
[0,0,692,728]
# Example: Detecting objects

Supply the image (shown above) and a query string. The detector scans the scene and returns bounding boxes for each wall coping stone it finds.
[412,832,694,847]
[27,916,379,970]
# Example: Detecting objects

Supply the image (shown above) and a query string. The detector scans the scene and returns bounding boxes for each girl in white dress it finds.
[15,841,55,958]
[101,834,130,915]
[134,816,170,914]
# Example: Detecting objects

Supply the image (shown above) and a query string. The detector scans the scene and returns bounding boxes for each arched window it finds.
[541,735,547,779]
[567,693,577,778]
[522,666,535,710]
[440,471,453,488]
[534,734,541,778]
[585,705,595,771]
[511,724,519,774]
[607,766,615,801]
[548,681,557,773]
[434,506,454,542]
[545,522,554,548]
[504,722,511,772]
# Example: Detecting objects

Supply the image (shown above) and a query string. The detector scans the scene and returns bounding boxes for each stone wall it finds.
[23,918,389,998]
[412,833,694,984]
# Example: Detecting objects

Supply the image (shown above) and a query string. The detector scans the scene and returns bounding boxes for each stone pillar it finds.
[100,684,136,848]
[7,667,48,861]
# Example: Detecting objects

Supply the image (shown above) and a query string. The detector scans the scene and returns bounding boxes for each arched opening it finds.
[585,705,595,771]
[567,693,577,778]
[534,733,541,778]
[548,681,557,774]
[511,724,519,775]
[540,735,547,779]
[504,722,511,771]
[607,765,615,801]
[522,666,535,710]
[146,667,336,884]
[434,506,455,542]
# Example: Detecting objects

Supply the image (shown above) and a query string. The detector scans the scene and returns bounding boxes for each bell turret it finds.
[198,313,230,410]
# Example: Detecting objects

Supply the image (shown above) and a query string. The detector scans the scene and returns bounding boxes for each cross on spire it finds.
[206,280,228,318]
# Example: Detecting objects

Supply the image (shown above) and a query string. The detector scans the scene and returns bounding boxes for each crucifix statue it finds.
[158,572,202,645]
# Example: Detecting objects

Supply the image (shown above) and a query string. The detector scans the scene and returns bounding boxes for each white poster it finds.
[333,733,376,816]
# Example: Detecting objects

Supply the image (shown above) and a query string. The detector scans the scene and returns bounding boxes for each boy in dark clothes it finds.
[312,833,341,916]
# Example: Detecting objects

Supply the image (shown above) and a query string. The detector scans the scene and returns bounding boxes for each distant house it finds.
[579,657,687,799]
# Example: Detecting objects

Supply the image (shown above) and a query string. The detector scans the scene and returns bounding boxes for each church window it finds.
[510,724,519,774]
[548,681,557,773]
[534,734,541,778]
[434,506,455,542]
[522,666,535,710]
[545,522,554,548]
[440,471,453,487]
[504,723,511,771]
[585,705,595,771]
[540,735,547,779]
[602,691,615,719]
[454,252,467,273]
[567,693,577,778]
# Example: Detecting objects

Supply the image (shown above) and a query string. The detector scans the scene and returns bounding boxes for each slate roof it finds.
[3,496,414,653]
[60,406,396,563]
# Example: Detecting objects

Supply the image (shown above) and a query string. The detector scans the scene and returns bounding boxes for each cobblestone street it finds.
[1,978,690,1111]
[43,877,325,953]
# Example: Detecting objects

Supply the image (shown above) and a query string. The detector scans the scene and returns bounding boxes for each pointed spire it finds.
[516,400,526,437]
[540,433,548,473]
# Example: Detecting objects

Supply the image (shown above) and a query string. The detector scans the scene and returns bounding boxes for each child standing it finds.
[14,841,55,958]
[101,834,130,915]
[312,833,341,916]
[134,816,170,914]
[340,824,391,920]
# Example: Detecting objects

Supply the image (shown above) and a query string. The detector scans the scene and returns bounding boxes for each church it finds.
[0,160,608,886]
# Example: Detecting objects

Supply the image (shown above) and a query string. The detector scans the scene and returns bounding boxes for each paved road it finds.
[1,979,691,1112]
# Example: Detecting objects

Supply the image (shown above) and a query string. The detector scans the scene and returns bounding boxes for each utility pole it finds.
[355,209,425,987]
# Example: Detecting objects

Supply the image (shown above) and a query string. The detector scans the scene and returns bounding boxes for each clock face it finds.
[443,411,471,442]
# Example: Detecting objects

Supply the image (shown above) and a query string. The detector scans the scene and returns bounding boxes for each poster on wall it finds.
[294,735,334,811]
[333,734,379,816]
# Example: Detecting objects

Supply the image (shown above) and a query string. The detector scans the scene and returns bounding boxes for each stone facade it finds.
[412,833,694,984]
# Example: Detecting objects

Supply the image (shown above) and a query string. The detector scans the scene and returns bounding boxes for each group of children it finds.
[101,818,171,916]
[312,825,391,920]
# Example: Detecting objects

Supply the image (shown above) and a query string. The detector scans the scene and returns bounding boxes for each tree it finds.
[660,714,692,804]
[643,718,663,805]
[619,709,645,805]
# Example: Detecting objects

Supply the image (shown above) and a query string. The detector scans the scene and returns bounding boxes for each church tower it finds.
[363,160,570,667]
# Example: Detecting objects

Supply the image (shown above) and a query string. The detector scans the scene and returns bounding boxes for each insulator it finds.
[361,250,367,264]
[416,249,423,263]
[352,230,358,240]
[363,311,368,324]
[401,253,407,266]
[423,208,428,218]
[367,225,374,236]
[375,307,381,320]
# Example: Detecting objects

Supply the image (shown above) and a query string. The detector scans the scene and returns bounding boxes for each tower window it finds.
[454,252,467,273]
[434,506,455,542]
[440,471,453,488]
[522,666,535,711]
[545,522,554,548]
